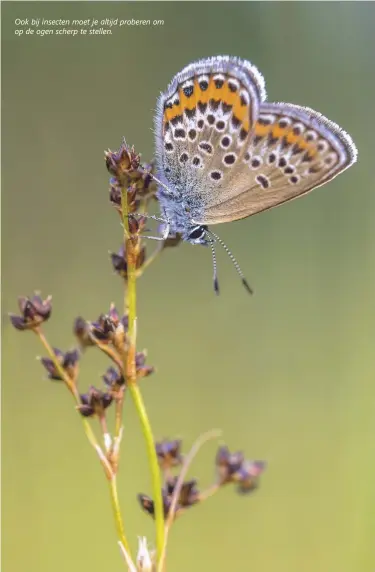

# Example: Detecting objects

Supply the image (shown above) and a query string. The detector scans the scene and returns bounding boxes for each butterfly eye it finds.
[188,226,207,240]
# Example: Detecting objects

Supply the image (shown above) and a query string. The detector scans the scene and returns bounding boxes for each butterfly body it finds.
[156,180,209,245]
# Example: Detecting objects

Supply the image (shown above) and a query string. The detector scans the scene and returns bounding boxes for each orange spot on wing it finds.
[252,123,319,157]
[308,147,318,158]
[270,125,285,139]
[284,129,314,153]
[178,87,196,112]
[285,130,303,146]
[228,85,251,132]
[164,105,179,122]
[254,124,270,137]
[219,83,237,106]
[269,125,318,156]
[232,94,247,122]
[195,77,213,103]
[162,75,258,135]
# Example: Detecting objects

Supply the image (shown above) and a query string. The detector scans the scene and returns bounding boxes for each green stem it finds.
[128,383,165,560]
[109,476,132,558]
[121,186,165,563]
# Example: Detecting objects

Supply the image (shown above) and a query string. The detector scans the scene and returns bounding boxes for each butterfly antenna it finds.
[208,239,220,295]
[207,230,253,295]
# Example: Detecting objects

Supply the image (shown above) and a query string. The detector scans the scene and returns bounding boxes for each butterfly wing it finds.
[154,56,265,208]
[154,56,357,227]
[193,102,358,224]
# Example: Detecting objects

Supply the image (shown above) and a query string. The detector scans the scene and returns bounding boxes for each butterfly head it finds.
[185,224,209,245]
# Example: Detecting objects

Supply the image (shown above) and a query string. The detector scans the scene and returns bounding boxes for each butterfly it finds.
[151,55,357,293]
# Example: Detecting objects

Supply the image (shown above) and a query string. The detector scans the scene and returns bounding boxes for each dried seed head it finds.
[215,445,267,493]
[40,348,80,382]
[102,366,125,397]
[138,477,200,521]
[156,439,183,470]
[9,293,52,331]
[78,386,113,418]
[110,244,146,278]
[105,141,141,184]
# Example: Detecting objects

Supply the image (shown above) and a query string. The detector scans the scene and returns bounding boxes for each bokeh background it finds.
[2,2,375,571]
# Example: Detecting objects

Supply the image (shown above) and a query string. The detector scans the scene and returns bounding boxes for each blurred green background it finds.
[2,2,375,571]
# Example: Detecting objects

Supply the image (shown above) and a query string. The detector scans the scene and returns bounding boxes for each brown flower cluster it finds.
[105,141,181,281]
[10,296,154,423]
[138,439,266,521]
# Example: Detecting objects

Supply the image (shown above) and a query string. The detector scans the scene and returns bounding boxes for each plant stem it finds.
[198,483,221,503]
[121,187,165,563]
[92,338,123,369]
[35,328,133,562]
[129,382,165,557]
[35,329,98,450]
[109,476,132,558]
[158,429,222,572]
[115,392,125,438]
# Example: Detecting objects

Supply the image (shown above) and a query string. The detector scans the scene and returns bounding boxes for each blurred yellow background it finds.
[2,3,375,571]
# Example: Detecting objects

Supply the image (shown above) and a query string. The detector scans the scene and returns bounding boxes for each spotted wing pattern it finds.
[154,56,357,226]
[196,102,357,224]
[154,56,265,207]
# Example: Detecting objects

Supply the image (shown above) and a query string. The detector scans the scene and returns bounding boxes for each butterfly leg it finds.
[126,213,171,240]
[141,235,166,242]
[128,213,168,225]
[141,223,171,242]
